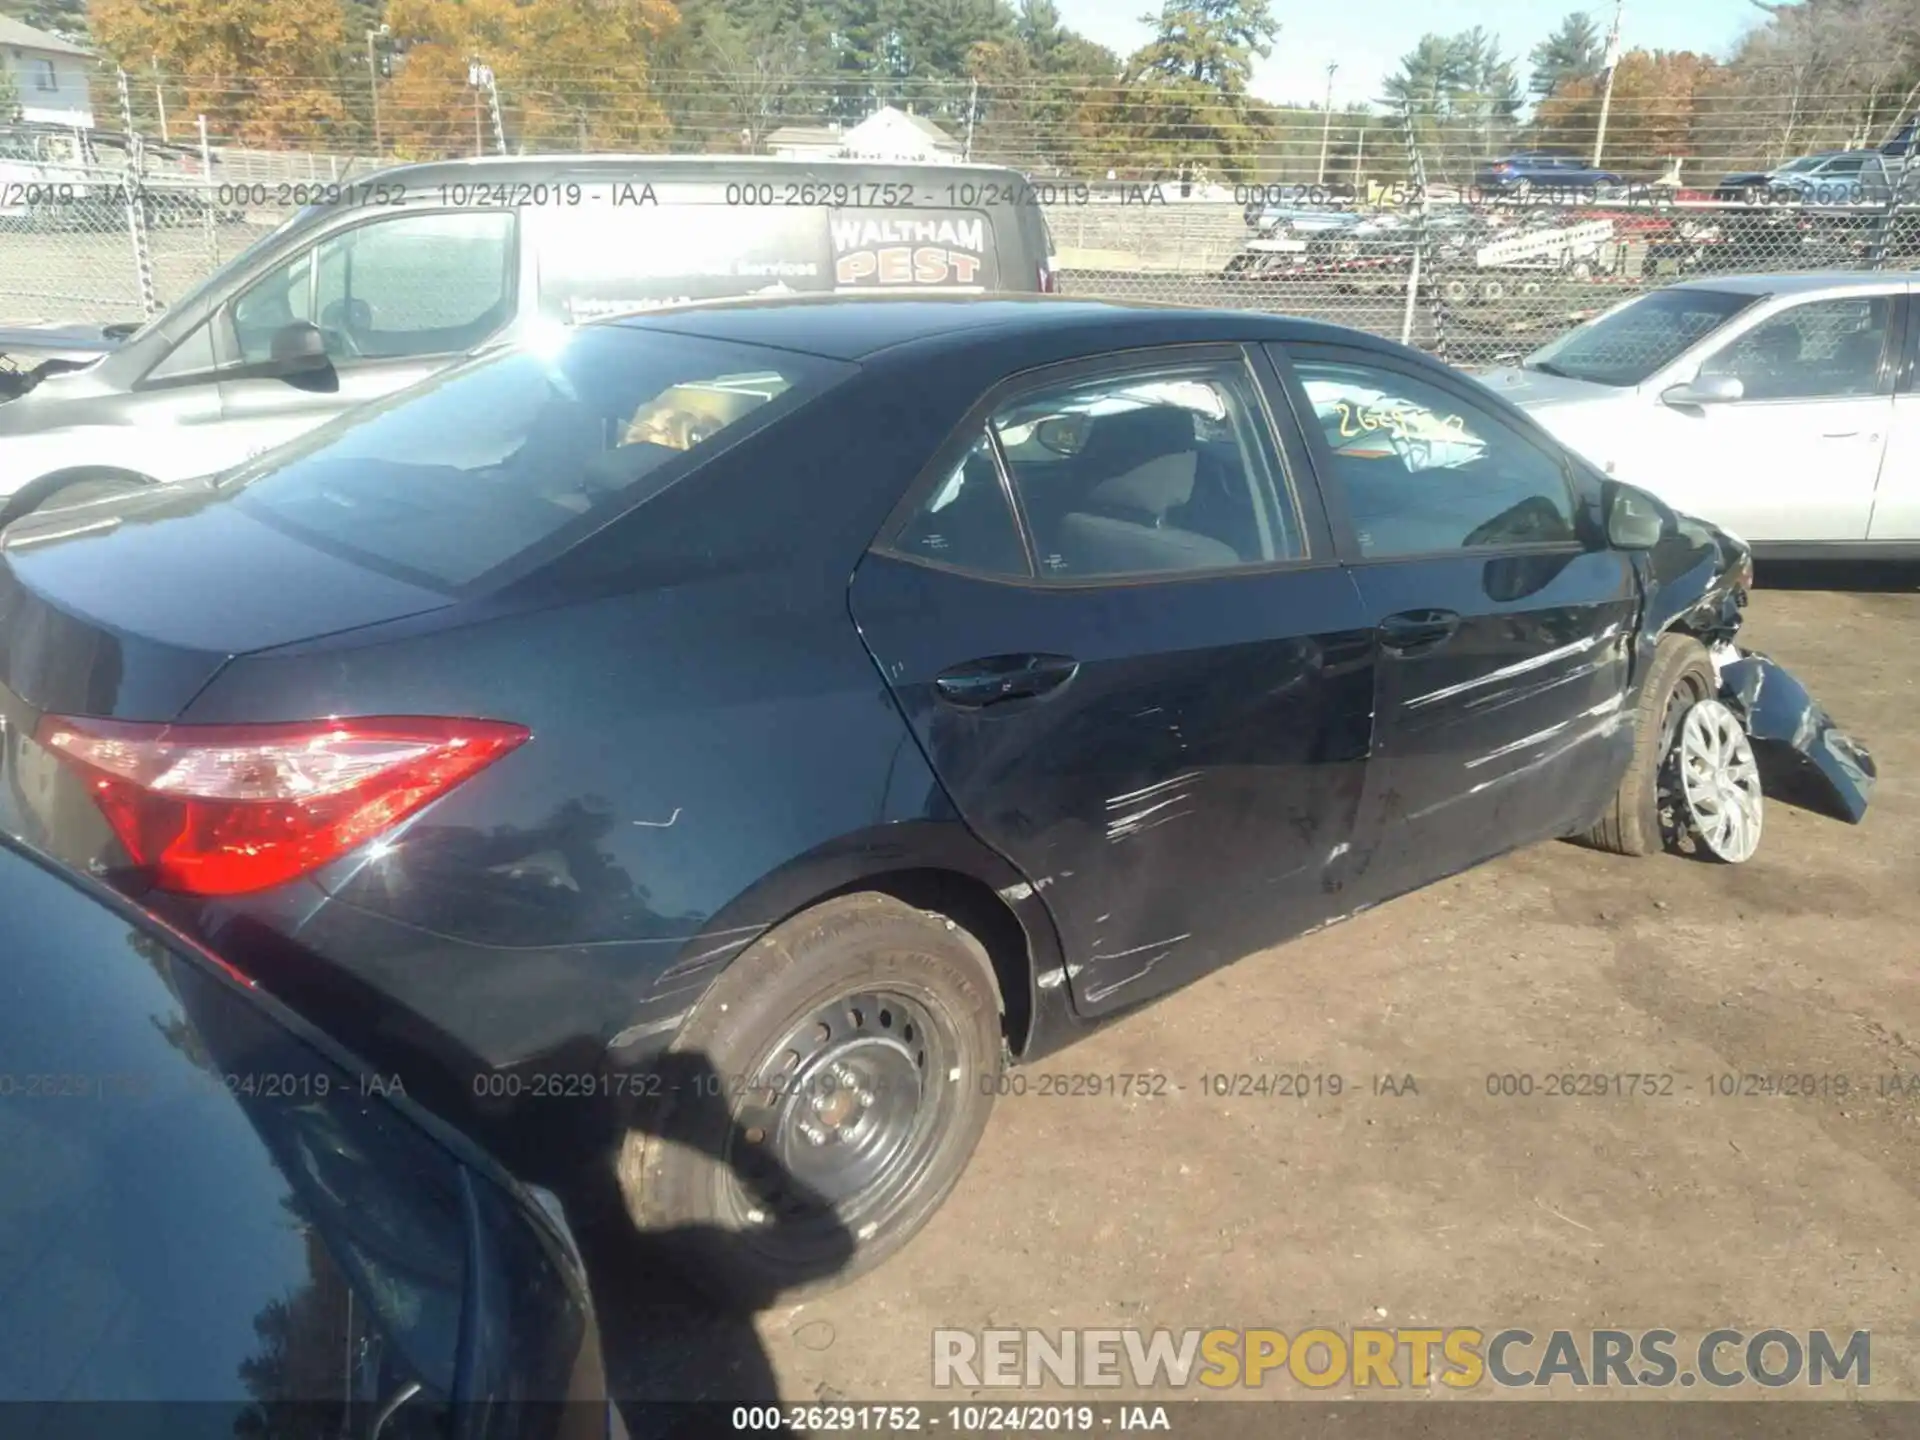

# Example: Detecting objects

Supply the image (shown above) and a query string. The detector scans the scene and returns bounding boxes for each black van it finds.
[0,154,1057,524]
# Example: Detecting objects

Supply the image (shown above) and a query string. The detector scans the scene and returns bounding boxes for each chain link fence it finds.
[6,65,1920,373]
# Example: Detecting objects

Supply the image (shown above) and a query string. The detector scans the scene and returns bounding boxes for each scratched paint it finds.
[1082,931,1192,1003]
[1405,625,1623,711]
[1104,772,1202,843]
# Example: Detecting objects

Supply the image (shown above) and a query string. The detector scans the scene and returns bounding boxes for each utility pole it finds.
[1317,62,1338,185]
[368,26,390,158]
[152,57,168,143]
[469,61,505,156]
[1592,0,1624,168]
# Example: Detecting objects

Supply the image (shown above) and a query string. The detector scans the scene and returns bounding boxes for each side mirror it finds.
[1661,373,1743,407]
[267,321,332,376]
[1605,481,1667,550]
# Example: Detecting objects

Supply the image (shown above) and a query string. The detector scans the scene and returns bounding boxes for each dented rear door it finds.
[850,345,1377,1019]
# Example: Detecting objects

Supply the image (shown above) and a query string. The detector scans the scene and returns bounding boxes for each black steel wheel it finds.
[619,892,1002,1310]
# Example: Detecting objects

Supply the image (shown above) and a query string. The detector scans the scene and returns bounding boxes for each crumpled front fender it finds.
[1715,648,1877,825]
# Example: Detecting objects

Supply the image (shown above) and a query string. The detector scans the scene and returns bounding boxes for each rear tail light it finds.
[36,714,530,896]
[1039,258,1059,293]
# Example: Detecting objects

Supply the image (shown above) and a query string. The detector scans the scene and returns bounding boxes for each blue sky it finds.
[1052,0,1768,108]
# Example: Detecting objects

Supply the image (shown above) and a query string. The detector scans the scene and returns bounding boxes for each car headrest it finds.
[1079,406,1195,476]
[1085,451,1198,519]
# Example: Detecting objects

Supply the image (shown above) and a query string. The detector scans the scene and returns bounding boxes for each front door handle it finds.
[1821,430,1861,439]
[1378,608,1461,654]
[934,654,1080,709]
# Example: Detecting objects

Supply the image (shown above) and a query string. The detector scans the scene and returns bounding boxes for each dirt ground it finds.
[588,574,1920,1411]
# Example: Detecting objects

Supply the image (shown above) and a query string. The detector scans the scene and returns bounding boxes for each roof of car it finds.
[605,294,1325,362]
[1668,271,1908,297]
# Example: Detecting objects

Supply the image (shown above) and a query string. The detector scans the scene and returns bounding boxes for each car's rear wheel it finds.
[1577,633,1719,857]
[618,892,1002,1310]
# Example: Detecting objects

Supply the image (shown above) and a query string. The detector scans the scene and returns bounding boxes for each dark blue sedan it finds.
[1475,151,1624,194]
[0,297,1874,1309]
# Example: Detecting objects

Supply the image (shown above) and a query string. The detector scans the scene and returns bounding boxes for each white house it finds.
[765,122,845,161]
[0,16,94,130]
[840,106,961,163]
[766,107,962,164]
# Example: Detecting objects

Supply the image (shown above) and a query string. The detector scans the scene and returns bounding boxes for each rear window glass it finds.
[536,182,998,320]
[224,325,855,589]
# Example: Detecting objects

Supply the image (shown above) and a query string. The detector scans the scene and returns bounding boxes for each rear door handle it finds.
[1378,608,1461,654]
[934,654,1080,709]
[1822,430,1861,439]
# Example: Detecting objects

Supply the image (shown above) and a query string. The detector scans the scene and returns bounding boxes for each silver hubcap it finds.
[1675,698,1764,863]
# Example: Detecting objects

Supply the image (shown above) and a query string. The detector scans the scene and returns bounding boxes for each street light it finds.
[1317,62,1339,186]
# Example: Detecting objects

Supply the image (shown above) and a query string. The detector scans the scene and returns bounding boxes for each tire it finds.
[618,892,1003,1310]
[1578,633,1718,857]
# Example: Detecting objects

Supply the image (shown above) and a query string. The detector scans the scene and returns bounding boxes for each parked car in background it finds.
[1474,151,1624,195]
[1476,271,1920,556]
[0,153,1057,528]
[0,296,1874,1310]
[1714,149,1914,206]
[0,833,620,1436]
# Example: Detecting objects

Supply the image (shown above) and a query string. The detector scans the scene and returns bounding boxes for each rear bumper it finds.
[1713,644,1876,825]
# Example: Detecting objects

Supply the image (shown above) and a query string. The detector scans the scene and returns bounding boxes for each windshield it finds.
[1778,156,1828,174]
[1522,287,1761,386]
[225,323,855,589]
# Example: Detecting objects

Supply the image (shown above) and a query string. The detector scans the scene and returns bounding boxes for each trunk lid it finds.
[0,482,452,720]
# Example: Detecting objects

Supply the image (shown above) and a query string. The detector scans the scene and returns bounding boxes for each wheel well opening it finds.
[824,869,1034,1058]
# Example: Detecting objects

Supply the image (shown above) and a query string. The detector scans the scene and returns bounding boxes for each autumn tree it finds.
[381,0,679,157]
[1691,0,1920,172]
[964,0,1121,172]
[1532,48,1717,175]
[89,0,351,147]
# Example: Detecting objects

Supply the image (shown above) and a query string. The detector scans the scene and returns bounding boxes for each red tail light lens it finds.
[1039,261,1059,293]
[36,714,530,896]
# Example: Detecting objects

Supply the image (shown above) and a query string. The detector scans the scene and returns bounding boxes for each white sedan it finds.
[1475,271,1919,557]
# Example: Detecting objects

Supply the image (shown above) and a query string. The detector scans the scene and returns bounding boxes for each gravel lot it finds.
[580,574,1920,1413]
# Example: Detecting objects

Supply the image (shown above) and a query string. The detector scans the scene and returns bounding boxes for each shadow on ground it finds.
[553,1050,856,1437]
